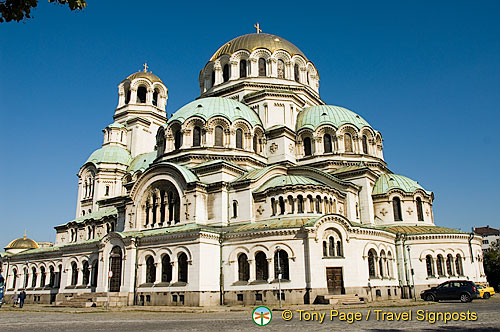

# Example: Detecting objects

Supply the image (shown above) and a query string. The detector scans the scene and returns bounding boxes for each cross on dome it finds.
[254,22,262,34]
[143,62,149,72]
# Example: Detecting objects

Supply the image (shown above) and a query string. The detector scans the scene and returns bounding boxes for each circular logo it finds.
[252,306,272,326]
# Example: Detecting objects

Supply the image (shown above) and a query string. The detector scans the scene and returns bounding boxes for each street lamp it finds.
[276,246,282,308]
[406,245,416,301]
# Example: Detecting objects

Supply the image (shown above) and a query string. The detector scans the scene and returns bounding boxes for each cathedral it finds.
[1,29,486,307]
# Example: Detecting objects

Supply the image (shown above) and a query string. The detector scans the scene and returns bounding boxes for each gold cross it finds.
[143,62,149,72]
[254,22,262,34]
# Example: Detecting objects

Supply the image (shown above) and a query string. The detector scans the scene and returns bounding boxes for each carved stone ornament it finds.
[269,143,278,154]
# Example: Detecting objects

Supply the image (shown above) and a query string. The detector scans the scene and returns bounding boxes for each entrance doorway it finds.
[109,246,122,292]
[326,267,344,295]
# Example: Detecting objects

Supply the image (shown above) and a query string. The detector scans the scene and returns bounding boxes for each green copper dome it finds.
[296,105,371,131]
[372,173,431,195]
[168,97,262,127]
[127,151,157,173]
[86,145,132,166]
[255,175,323,193]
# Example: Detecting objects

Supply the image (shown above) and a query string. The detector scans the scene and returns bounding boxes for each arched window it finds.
[238,253,250,282]
[137,86,147,103]
[328,237,335,256]
[271,198,276,216]
[239,60,247,78]
[368,250,376,278]
[426,255,433,277]
[40,266,46,287]
[12,269,17,289]
[49,266,55,287]
[258,58,266,76]
[82,261,89,285]
[178,253,188,283]
[416,197,424,221]
[57,265,62,288]
[211,70,215,87]
[393,197,402,221]
[174,129,182,150]
[294,63,300,82]
[91,261,98,287]
[109,246,122,292]
[315,196,322,213]
[193,126,201,147]
[23,268,28,288]
[31,267,37,288]
[162,255,172,283]
[436,255,444,276]
[297,195,304,213]
[236,128,243,149]
[277,59,285,78]
[279,196,285,215]
[387,252,393,277]
[274,250,289,280]
[255,252,268,281]
[322,241,328,256]
[105,185,110,196]
[71,262,78,286]
[379,251,386,278]
[215,126,224,147]
[253,135,258,152]
[232,200,238,218]
[222,64,230,82]
[307,195,314,213]
[152,89,159,106]
[146,256,156,284]
[287,195,294,214]
[337,240,342,257]
[324,134,332,153]
[446,254,454,276]
[303,137,312,156]
[455,254,463,276]
[361,135,368,154]
[124,83,131,104]
[344,133,353,152]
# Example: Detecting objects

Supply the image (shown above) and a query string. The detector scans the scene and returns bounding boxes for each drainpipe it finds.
[132,237,139,306]
[468,233,475,280]
[219,231,224,305]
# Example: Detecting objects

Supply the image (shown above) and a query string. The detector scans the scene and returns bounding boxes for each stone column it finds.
[230,60,239,80]
[248,259,255,282]
[214,63,223,85]
[267,258,274,283]
[155,263,161,284]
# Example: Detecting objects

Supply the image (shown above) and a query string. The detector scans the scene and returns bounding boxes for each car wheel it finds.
[425,294,435,302]
[460,293,471,303]
[483,292,490,299]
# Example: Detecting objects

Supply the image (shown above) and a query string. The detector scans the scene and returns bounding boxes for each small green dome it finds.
[127,151,156,173]
[373,173,430,195]
[86,145,132,166]
[168,97,262,127]
[296,105,371,132]
[255,175,322,193]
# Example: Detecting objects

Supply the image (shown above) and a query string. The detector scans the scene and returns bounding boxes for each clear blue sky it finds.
[1,0,499,248]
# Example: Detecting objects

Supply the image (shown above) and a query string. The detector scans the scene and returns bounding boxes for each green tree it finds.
[483,240,500,291]
[0,0,86,23]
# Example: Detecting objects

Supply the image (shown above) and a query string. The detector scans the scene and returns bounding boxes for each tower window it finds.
[152,89,159,106]
[324,134,332,153]
[105,185,110,196]
[258,58,266,76]
[232,200,238,218]
[137,86,147,103]
[362,135,368,154]
[236,128,243,149]
[193,126,201,147]
[211,70,215,87]
[277,59,285,78]
[294,64,300,82]
[416,197,424,221]
[240,60,247,78]
[215,126,224,147]
[223,64,230,82]
[344,133,353,153]
[393,197,402,221]
[174,129,182,150]
[303,137,312,156]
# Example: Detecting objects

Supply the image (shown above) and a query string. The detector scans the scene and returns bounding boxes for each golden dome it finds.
[5,234,39,250]
[210,33,307,61]
[122,71,163,84]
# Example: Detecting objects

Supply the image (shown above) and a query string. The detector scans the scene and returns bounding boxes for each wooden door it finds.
[326,267,344,295]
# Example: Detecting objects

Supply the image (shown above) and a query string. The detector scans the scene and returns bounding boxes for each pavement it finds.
[0,297,499,331]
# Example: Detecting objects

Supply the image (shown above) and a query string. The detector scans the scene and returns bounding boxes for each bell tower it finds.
[114,64,169,158]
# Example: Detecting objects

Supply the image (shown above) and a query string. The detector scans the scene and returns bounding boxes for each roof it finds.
[168,97,262,127]
[255,175,322,193]
[122,71,163,84]
[57,206,118,227]
[5,235,39,250]
[372,173,431,195]
[107,122,124,129]
[229,217,316,233]
[86,145,132,166]
[158,162,199,183]
[474,226,500,236]
[127,151,157,174]
[233,166,275,182]
[296,105,372,132]
[378,225,467,235]
[210,33,307,61]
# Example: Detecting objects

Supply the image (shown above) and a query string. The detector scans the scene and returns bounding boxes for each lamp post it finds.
[276,246,282,308]
[406,245,416,301]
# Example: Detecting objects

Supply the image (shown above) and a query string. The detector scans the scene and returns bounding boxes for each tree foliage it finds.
[0,0,86,23]
[483,240,500,291]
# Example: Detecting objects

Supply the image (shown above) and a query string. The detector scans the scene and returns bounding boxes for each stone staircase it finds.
[56,292,129,307]
[324,294,365,305]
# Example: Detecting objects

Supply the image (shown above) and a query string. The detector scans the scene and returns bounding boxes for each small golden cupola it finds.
[4,232,39,254]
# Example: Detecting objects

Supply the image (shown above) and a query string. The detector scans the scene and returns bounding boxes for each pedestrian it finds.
[19,291,26,309]
[12,292,18,307]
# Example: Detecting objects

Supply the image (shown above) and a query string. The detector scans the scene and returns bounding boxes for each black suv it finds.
[421,280,479,302]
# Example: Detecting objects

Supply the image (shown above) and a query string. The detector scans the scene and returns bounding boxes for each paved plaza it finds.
[1,297,500,331]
